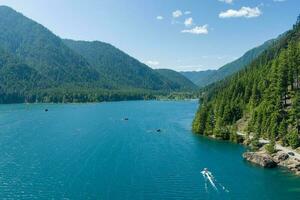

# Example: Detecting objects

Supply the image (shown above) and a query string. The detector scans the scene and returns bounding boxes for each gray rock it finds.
[288,152,295,156]
[295,164,300,170]
[243,152,277,168]
[278,153,289,161]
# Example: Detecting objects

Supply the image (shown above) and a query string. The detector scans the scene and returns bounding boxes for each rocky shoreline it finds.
[243,147,300,175]
[204,133,300,175]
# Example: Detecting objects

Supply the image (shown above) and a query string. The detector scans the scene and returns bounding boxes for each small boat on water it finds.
[201,168,217,189]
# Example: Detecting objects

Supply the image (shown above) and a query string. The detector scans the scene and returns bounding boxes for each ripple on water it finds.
[0,101,300,199]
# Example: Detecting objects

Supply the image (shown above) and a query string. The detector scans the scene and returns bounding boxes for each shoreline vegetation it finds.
[0,91,198,104]
[192,17,300,175]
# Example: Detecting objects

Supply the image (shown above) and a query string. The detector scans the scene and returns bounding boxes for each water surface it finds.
[0,101,299,199]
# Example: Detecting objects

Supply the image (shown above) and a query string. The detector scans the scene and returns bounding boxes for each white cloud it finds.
[146,60,160,66]
[184,17,193,27]
[172,10,183,18]
[273,0,286,2]
[181,25,208,35]
[218,0,233,4]
[184,11,192,15]
[219,7,262,18]
[156,16,163,20]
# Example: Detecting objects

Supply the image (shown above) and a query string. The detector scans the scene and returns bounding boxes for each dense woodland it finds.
[193,16,300,150]
[0,6,197,103]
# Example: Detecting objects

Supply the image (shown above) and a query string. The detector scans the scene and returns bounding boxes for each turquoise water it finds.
[0,101,300,199]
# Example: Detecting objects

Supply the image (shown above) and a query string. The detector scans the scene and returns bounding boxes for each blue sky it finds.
[0,0,299,71]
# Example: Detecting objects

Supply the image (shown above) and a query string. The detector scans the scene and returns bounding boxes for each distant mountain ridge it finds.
[181,39,276,87]
[0,6,195,103]
[180,70,216,88]
[154,69,198,91]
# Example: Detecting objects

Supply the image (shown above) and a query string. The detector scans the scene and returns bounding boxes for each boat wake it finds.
[201,168,229,193]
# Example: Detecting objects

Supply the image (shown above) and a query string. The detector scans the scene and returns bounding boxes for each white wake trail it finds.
[201,170,218,191]
[201,169,229,193]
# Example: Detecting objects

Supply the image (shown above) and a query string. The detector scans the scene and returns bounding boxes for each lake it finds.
[0,100,299,199]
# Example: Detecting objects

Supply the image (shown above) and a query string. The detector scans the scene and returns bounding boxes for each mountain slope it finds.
[0,46,50,103]
[192,17,300,149]
[0,6,100,83]
[155,69,198,91]
[181,39,275,87]
[63,39,192,91]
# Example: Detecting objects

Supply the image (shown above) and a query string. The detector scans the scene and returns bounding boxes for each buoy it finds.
[45,109,48,112]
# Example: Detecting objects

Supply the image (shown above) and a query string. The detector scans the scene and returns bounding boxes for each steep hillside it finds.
[181,39,275,87]
[63,39,197,91]
[63,39,179,90]
[0,6,100,83]
[155,69,198,91]
[192,17,300,150]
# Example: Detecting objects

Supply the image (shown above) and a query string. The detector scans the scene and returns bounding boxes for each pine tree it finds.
[192,104,208,134]
[251,133,260,151]
[249,83,259,108]
[288,130,299,149]
[204,108,215,136]
[278,51,289,106]
[291,91,300,134]
[222,104,231,124]
[278,119,288,146]
[266,137,276,154]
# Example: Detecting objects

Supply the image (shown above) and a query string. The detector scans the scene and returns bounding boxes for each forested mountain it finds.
[192,17,300,150]
[63,39,188,91]
[0,47,49,102]
[0,6,99,83]
[181,39,275,87]
[155,69,198,91]
[0,6,195,103]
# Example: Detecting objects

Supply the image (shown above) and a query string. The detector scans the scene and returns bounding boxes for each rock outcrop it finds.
[277,153,289,162]
[243,152,277,168]
[273,151,300,175]
[243,149,300,175]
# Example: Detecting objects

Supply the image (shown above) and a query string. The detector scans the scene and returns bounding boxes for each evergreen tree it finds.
[204,108,215,135]
[192,104,208,134]
[291,91,300,134]
[266,137,276,154]
[278,119,288,146]
[192,16,300,150]
[251,133,260,151]
[288,130,299,149]
[278,51,289,106]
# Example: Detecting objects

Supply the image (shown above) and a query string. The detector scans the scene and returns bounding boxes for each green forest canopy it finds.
[192,16,300,149]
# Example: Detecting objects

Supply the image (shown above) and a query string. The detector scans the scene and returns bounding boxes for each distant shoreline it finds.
[0,97,199,105]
